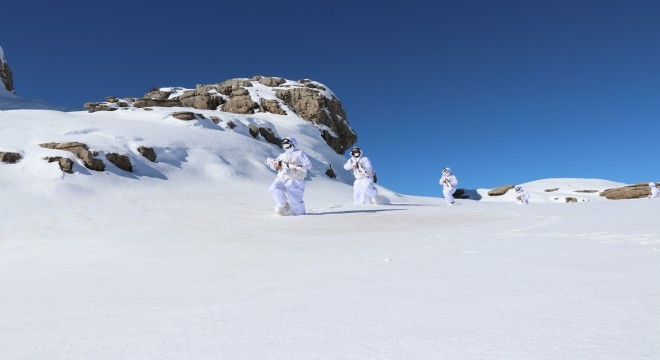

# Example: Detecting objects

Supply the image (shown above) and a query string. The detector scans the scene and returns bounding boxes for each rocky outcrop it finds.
[222,95,259,114]
[82,77,358,153]
[248,124,259,138]
[84,102,119,113]
[44,156,74,174]
[105,153,132,172]
[260,99,286,115]
[544,188,559,192]
[275,85,356,154]
[143,90,171,100]
[40,142,105,171]
[565,197,578,203]
[171,111,197,121]
[0,47,14,93]
[600,183,653,200]
[138,146,157,162]
[0,152,21,163]
[258,77,286,87]
[133,98,182,108]
[488,185,514,196]
[258,127,282,148]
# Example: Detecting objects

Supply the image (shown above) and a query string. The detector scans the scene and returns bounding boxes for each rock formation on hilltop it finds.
[0,46,15,93]
[84,76,358,154]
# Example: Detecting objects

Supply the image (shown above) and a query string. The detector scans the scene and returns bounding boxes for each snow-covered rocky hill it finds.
[1,49,659,359]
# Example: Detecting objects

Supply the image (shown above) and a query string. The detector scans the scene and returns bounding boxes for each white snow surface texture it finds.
[0,104,659,360]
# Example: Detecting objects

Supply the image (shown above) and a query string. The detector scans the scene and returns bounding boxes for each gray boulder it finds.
[259,77,286,87]
[143,90,172,100]
[488,185,514,196]
[40,142,105,171]
[133,98,182,108]
[179,95,224,110]
[105,153,132,172]
[275,86,356,154]
[137,146,157,162]
[248,124,259,138]
[223,95,258,114]
[84,102,118,113]
[171,111,197,121]
[600,183,653,200]
[259,127,282,147]
[0,152,21,163]
[44,156,74,174]
[260,99,287,115]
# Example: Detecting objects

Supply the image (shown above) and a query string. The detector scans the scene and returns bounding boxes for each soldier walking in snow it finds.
[649,182,659,199]
[514,185,530,204]
[439,167,458,205]
[266,137,312,216]
[343,147,378,204]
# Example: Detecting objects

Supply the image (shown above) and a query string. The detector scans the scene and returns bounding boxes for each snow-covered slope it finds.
[1,99,659,359]
[478,178,628,203]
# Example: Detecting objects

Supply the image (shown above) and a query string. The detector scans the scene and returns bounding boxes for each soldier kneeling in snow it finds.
[514,186,530,204]
[266,137,312,216]
[440,167,458,205]
[649,182,659,199]
[343,147,378,204]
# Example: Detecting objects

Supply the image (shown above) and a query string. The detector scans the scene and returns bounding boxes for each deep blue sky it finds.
[2,0,659,196]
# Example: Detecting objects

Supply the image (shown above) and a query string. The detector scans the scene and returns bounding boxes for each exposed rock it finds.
[137,146,157,162]
[84,102,118,113]
[44,156,74,174]
[105,96,119,103]
[209,116,220,124]
[488,185,514,196]
[325,167,336,179]
[226,121,236,129]
[220,79,253,88]
[600,183,652,200]
[105,153,132,172]
[178,94,224,110]
[133,98,182,108]
[0,152,21,163]
[574,190,598,193]
[223,95,258,114]
[248,124,259,138]
[171,111,197,121]
[275,87,356,153]
[565,197,578,203]
[259,77,286,87]
[544,188,559,192]
[259,127,282,147]
[260,99,287,115]
[0,49,14,93]
[231,88,250,96]
[143,90,172,100]
[40,142,105,171]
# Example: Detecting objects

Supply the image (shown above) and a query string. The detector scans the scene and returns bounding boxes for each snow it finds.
[1,105,659,359]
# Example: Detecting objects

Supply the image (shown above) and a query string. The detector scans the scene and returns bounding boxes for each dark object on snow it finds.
[0,152,21,163]
[105,153,133,172]
[138,146,157,162]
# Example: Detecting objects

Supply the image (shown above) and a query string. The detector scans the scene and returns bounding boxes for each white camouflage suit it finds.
[650,182,659,199]
[515,186,530,204]
[343,148,378,204]
[267,137,312,215]
[439,167,458,205]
